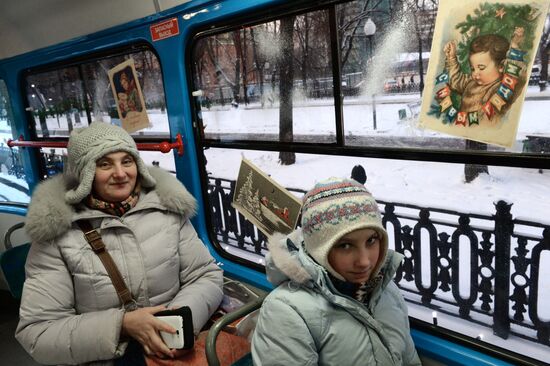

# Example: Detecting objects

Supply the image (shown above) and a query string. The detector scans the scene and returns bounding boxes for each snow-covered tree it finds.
[236,171,263,221]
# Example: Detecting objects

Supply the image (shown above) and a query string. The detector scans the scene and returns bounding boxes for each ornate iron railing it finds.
[207,177,305,255]
[207,176,550,346]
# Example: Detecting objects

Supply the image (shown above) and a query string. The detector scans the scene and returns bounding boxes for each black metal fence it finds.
[200,81,423,108]
[0,146,24,179]
[0,147,65,181]
[207,176,550,346]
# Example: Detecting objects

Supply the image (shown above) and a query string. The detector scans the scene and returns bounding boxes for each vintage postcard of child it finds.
[108,58,150,133]
[419,0,549,148]
[232,158,302,237]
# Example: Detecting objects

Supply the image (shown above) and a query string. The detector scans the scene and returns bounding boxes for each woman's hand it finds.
[444,41,456,59]
[121,305,177,359]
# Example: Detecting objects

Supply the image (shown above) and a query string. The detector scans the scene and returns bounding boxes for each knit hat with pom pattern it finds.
[301,177,388,281]
[64,122,156,204]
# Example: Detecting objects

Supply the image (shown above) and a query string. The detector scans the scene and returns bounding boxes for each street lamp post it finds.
[412,11,424,95]
[364,18,377,131]
[363,18,376,58]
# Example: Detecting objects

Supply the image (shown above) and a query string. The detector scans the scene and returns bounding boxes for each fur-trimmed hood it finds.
[265,229,313,286]
[266,228,402,295]
[25,167,197,243]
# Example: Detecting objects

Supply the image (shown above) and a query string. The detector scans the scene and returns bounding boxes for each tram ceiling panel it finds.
[0,0,192,61]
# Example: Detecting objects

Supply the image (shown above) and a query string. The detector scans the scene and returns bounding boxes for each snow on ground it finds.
[0,172,28,203]
[203,86,550,143]
[204,148,550,222]
[406,297,550,362]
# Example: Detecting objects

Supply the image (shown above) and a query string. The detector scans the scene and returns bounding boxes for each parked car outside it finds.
[383,79,398,93]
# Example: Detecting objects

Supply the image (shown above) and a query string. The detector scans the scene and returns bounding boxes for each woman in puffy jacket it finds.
[16,122,223,365]
[252,177,421,366]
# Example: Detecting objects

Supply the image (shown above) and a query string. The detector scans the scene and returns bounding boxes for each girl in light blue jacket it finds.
[252,177,421,366]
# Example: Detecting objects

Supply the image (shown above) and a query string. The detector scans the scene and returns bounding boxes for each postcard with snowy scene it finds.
[232,158,302,237]
[419,0,549,148]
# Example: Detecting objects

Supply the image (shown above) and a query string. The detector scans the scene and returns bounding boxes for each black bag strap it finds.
[77,220,137,310]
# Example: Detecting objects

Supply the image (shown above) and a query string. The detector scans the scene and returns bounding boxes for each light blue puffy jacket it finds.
[252,230,421,366]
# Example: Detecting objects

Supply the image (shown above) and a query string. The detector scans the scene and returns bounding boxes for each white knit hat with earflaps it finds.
[64,122,156,204]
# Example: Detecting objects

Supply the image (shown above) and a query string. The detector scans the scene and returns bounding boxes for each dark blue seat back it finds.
[0,243,30,299]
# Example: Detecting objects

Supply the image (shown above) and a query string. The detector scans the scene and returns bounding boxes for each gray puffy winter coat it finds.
[16,167,223,366]
[252,230,421,366]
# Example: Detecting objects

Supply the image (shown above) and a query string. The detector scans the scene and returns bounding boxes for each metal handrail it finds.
[4,222,24,250]
[205,294,265,366]
[7,133,184,156]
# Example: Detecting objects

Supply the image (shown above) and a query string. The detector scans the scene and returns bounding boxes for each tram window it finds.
[0,80,30,203]
[26,67,86,138]
[336,1,550,154]
[25,49,169,139]
[190,2,550,363]
[81,51,169,139]
[193,0,550,156]
[39,147,67,179]
[23,48,174,182]
[138,150,175,174]
[192,10,337,143]
[204,147,550,362]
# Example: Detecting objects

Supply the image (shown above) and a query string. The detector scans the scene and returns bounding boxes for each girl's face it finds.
[92,152,137,202]
[469,51,503,85]
[328,228,381,284]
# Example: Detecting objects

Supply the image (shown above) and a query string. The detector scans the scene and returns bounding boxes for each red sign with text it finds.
[150,18,179,42]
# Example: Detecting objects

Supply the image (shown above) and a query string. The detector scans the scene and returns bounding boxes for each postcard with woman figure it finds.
[232,159,302,237]
[108,58,150,133]
[419,0,550,148]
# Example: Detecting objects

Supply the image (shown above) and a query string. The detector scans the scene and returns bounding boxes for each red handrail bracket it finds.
[175,133,184,156]
[6,135,24,148]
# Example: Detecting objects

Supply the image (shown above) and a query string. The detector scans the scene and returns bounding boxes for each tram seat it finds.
[206,294,265,366]
[1,222,30,299]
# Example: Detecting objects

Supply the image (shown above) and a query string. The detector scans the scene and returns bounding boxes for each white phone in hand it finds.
[157,315,185,349]
[155,306,194,349]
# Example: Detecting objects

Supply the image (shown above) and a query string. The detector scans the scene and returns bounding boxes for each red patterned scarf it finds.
[86,184,141,216]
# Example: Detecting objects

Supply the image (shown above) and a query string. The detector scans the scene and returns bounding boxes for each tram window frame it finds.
[188,1,550,260]
[21,43,170,142]
[187,1,549,365]
[188,2,550,171]
[0,79,30,203]
[20,43,175,180]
